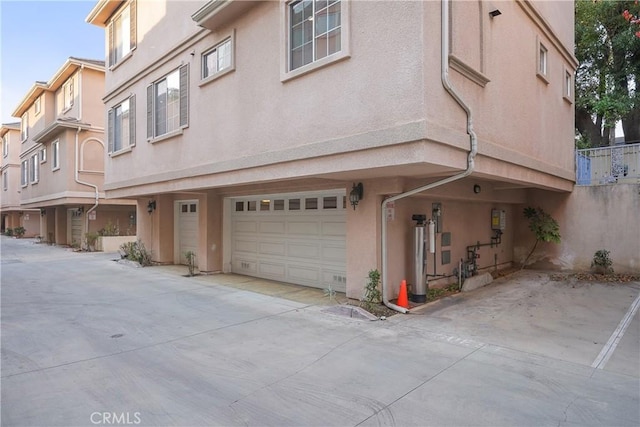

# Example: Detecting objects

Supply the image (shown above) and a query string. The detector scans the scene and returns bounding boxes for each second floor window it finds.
[52,140,60,170]
[21,160,28,186]
[35,96,41,115]
[21,113,28,141]
[147,65,189,139]
[64,80,74,110]
[109,1,136,67]
[203,38,232,79]
[2,171,7,191]
[30,153,39,183]
[108,96,135,152]
[2,134,8,157]
[39,147,46,163]
[289,0,342,71]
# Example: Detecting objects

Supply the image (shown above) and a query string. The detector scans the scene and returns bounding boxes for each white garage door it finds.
[177,201,198,265]
[230,191,347,292]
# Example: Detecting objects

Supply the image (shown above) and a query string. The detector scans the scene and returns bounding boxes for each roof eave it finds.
[86,0,123,27]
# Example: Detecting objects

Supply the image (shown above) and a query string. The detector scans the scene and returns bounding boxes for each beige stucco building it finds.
[87,0,578,300]
[1,123,40,236]
[9,57,136,247]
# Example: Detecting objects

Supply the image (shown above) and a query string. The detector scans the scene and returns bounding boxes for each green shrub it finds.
[592,249,614,274]
[4,228,13,236]
[184,250,196,276]
[98,220,120,236]
[363,269,382,311]
[85,232,99,251]
[13,226,25,238]
[522,207,561,269]
[119,239,152,266]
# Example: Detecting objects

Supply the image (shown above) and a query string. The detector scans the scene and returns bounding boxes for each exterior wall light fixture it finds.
[473,184,482,194]
[349,182,364,210]
[489,8,502,18]
[147,200,156,214]
[40,208,46,216]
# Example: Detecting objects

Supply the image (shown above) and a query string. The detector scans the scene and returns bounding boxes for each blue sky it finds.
[1,0,104,123]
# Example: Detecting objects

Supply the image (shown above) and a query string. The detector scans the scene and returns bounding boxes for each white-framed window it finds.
[289,0,342,71]
[2,134,8,157]
[63,79,74,110]
[563,68,573,103]
[39,147,46,163]
[147,65,189,140]
[21,159,28,186]
[202,37,233,80]
[52,140,60,170]
[29,153,39,184]
[109,0,136,67]
[2,171,7,191]
[35,96,42,115]
[108,96,135,153]
[21,113,28,141]
[537,37,548,83]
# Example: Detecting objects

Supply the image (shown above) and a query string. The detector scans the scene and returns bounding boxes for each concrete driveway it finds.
[2,236,638,426]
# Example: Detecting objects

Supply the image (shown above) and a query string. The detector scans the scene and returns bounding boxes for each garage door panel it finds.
[287,242,320,259]
[322,243,346,261]
[235,221,258,233]
[234,258,257,273]
[288,265,320,283]
[322,221,346,236]
[322,270,347,292]
[260,221,286,234]
[288,221,320,236]
[259,241,286,256]
[235,239,258,254]
[258,262,286,279]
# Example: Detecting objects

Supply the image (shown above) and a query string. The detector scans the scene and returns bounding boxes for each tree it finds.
[521,207,561,270]
[575,0,640,146]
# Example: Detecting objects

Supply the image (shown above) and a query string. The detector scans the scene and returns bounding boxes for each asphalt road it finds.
[1,236,639,426]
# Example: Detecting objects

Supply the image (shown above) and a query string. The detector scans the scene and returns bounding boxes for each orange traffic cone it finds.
[397,279,409,308]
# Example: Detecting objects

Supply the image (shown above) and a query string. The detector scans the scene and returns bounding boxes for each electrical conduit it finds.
[380,0,478,314]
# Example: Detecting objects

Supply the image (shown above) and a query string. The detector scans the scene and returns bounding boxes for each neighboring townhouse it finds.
[1,123,41,236]
[87,0,577,300]
[11,57,136,248]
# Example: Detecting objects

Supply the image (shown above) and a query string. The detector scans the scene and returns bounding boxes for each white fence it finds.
[576,143,640,185]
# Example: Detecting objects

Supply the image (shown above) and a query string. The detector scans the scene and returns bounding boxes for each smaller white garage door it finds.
[230,191,347,292]
[177,201,198,265]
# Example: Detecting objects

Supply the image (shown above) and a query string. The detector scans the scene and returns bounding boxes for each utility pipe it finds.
[380,0,478,314]
[75,127,99,248]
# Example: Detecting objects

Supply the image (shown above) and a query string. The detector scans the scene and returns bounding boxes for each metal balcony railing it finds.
[576,143,640,185]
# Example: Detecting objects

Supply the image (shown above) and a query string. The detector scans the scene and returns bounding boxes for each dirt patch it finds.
[550,272,640,283]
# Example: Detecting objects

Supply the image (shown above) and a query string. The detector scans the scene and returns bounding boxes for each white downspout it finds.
[75,127,99,248]
[380,0,478,314]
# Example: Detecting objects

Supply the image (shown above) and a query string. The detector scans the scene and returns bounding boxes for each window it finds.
[21,159,28,186]
[21,113,28,141]
[147,65,189,139]
[39,147,46,163]
[109,0,136,67]
[235,201,244,212]
[202,38,232,80]
[260,200,270,211]
[247,201,257,211]
[35,96,41,115]
[30,153,39,183]
[536,38,548,83]
[289,0,342,71]
[2,134,8,157]
[305,197,318,210]
[108,96,135,153]
[64,80,74,110]
[2,171,7,191]
[288,198,300,210]
[52,140,60,170]
[563,69,573,102]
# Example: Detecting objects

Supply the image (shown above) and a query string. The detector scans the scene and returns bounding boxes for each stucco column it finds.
[199,191,222,273]
[54,207,67,245]
[345,182,381,300]
[154,194,175,263]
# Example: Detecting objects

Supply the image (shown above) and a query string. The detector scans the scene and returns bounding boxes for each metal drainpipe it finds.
[75,127,99,248]
[380,0,478,314]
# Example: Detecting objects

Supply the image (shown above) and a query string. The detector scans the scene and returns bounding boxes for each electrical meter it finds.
[491,209,506,231]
